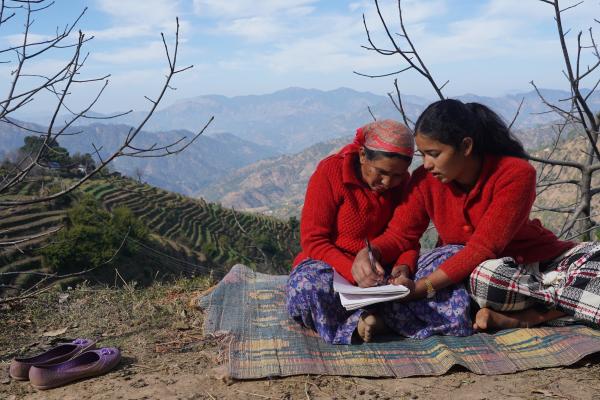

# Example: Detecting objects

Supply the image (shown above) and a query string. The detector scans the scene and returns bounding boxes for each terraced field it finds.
[83,178,300,274]
[0,176,299,296]
[0,202,67,292]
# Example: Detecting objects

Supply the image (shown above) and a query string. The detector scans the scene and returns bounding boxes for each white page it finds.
[332,270,409,295]
[338,291,409,310]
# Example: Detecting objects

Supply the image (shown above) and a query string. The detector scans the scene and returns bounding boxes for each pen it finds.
[365,238,382,284]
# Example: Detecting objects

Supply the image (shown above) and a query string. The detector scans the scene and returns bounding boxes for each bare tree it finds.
[0,1,214,300]
[0,1,213,210]
[359,0,600,240]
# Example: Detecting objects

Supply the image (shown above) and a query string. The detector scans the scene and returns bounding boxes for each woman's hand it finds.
[385,264,415,300]
[388,264,415,291]
[352,247,385,287]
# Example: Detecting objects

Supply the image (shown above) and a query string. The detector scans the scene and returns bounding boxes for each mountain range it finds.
[23,86,598,154]
[0,121,278,194]
[3,86,596,202]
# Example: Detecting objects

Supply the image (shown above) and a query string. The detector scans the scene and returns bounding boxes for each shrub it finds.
[42,195,148,274]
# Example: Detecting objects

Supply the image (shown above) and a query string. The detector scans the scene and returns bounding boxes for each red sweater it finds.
[293,150,417,284]
[373,155,575,283]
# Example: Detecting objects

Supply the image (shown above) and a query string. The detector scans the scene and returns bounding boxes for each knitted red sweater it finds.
[293,151,417,284]
[373,155,575,283]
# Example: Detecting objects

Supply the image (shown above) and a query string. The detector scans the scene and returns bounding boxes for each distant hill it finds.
[0,120,279,195]
[97,87,426,153]
[199,136,352,217]
[24,87,595,155]
[37,86,599,155]
[196,121,583,218]
[6,86,598,199]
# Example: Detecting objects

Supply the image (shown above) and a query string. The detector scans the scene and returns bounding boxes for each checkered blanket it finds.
[470,242,600,326]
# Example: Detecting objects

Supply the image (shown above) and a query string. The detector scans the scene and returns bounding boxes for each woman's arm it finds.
[400,163,538,300]
[300,162,376,285]
[372,171,430,266]
[436,163,536,283]
[352,171,430,284]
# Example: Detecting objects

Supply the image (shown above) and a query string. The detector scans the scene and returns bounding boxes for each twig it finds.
[367,106,377,121]
[0,12,213,206]
[232,389,273,399]
[508,97,525,130]
[305,382,312,400]
[205,391,216,400]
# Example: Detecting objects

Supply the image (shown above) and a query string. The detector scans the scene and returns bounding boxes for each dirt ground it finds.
[2,278,600,400]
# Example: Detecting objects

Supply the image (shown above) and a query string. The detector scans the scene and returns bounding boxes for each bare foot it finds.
[474,307,568,331]
[357,313,388,342]
[473,308,521,331]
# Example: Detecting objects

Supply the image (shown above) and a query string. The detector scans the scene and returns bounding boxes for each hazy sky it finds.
[1,0,599,114]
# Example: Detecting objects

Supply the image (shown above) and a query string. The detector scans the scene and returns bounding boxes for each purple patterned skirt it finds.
[285,245,473,344]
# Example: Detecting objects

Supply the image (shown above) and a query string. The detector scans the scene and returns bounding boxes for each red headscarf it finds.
[340,119,414,158]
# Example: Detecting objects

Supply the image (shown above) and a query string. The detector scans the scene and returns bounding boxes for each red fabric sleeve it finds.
[372,172,430,269]
[394,249,419,276]
[438,164,537,282]
[299,163,356,284]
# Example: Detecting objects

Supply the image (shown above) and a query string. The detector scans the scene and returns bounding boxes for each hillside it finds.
[83,178,299,273]
[197,125,584,218]
[0,176,300,295]
[0,120,279,195]
[6,87,598,199]
[0,191,208,295]
[0,203,66,290]
[199,135,352,217]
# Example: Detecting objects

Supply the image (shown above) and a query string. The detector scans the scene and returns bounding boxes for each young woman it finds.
[286,119,473,344]
[353,99,600,336]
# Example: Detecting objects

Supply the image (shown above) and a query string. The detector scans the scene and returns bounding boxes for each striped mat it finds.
[196,264,600,379]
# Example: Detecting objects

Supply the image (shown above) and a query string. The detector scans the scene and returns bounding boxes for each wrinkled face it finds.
[358,148,411,193]
[415,132,471,184]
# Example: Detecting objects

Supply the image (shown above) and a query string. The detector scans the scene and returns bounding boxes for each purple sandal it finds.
[29,347,121,390]
[9,338,96,381]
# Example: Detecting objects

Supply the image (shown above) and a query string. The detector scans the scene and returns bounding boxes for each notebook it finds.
[332,271,410,310]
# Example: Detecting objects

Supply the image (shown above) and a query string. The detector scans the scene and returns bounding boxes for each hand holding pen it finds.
[351,238,386,287]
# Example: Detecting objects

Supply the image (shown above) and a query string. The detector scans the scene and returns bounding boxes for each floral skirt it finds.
[285,245,473,344]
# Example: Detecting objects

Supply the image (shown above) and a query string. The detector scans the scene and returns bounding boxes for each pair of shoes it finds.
[9,338,96,381]
[9,339,121,390]
[29,347,121,390]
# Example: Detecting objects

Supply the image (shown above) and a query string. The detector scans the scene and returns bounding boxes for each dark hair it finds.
[414,99,528,159]
[363,147,412,163]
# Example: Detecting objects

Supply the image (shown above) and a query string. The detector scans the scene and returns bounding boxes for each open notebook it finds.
[332,271,410,310]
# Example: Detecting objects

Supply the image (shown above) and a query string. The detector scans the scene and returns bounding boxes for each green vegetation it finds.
[83,177,300,275]
[1,136,101,181]
[42,195,149,274]
[1,174,300,295]
[19,136,71,166]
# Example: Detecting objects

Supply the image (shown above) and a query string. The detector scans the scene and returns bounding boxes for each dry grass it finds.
[0,274,216,398]
[3,275,600,400]
[1,274,213,353]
